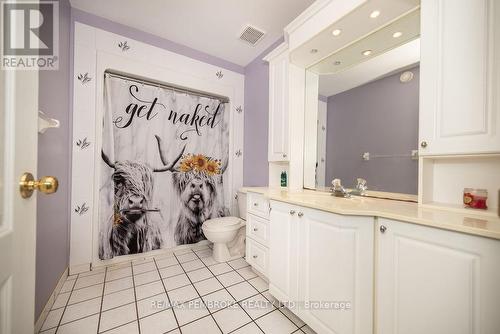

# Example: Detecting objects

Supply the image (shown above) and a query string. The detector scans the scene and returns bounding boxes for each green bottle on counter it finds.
[280,171,287,187]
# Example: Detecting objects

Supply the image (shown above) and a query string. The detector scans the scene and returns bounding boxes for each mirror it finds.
[303,8,420,199]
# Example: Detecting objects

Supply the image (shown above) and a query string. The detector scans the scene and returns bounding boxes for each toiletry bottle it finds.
[281,171,287,187]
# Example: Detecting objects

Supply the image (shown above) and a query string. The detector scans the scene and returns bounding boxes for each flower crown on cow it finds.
[179,154,222,175]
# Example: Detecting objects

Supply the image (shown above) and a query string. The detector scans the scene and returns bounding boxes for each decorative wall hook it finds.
[118,41,130,52]
[74,203,89,216]
[236,106,243,114]
[235,149,242,157]
[216,70,224,79]
[77,73,91,84]
[76,137,91,150]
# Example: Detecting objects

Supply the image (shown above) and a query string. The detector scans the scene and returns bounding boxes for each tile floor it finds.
[39,244,317,334]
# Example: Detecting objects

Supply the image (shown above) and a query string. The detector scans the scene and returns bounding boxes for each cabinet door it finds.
[268,49,290,162]
[377,218,500,334]
[298,208,374,334]
[419,0,500,155]
[268,200,297,302]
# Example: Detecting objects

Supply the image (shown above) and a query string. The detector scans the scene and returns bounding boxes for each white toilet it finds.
[202,191,247,262]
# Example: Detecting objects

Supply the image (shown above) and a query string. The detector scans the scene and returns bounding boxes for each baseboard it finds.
[34,267,69,333]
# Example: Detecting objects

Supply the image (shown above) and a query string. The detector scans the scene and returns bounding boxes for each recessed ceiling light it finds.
[332,29,342,36]
[333,60,341,65]
[393,31,403,38]
[362,50,372,56]
[310,48,318,54]
[369,10,380,18]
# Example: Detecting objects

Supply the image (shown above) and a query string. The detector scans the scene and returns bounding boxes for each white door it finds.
[377,218,500,334]
[0,61,39,330]
[298,208,373,334]
[268,200,297,303]
[419,0,500,155]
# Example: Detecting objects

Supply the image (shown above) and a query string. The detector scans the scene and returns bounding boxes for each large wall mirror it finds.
[302,7,420,199]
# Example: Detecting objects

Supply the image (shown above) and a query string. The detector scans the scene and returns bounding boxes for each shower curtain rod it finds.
[105,70,230,103]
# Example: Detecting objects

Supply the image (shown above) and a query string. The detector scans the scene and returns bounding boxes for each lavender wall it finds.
[36,0,71,319]
[243,38,284,186]
[325,67,419,194]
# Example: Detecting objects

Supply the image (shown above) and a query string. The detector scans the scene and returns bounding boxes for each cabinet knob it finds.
[297,212,304,218]
[253,255,258,259]
[290,210,296,215]
[253,228,258,232]
[253,203,258,207]
[380,225,387,233]
[283,153,287,158]
[420,141,428,148]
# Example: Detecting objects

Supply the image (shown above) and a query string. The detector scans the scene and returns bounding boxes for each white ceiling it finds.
[69,0,315,67]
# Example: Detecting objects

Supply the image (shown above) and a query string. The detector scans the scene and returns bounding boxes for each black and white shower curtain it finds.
[98,75,229,260]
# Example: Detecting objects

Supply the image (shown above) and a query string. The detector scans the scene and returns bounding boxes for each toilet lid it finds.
[203,217,241,230]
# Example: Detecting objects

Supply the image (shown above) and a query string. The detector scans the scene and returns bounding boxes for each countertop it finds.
[240,187,500,240]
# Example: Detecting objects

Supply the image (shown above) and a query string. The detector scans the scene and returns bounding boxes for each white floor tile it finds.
[163,273,191,291]
[106,267,132,282]
[239,294,276,320]
[208,263,233,275]
[232,322,263,334]
[248,277,268,292]
[99,303,137,332]
[104,276,133,295]
[135,280,164,301]
[177,252,198,263]
[68,284,103,305]
[159,264,184,278]
[174,248,194,256]
[201,289,235,312]
[74,272,105,290]
[187,267,213,283]
[103,321,139,334]
[301,325,317,334]
[194,277,224,296]
[167,285,198,304]
[279,307,305,327]
[256,310,298,334]
[180,315,221,334]
[79,267,105,278]
[51,292,70,309]
[60,297,101,325]
[39,328,56,334]
[212,304,252,333]
[134,270,160,286]
[181,259,205,272]
[57,314,99,334]
[137,292,170,318]
[227,282,258,301]
[201,256,218,266]
[172,298,209,326]
[228,258,250,270]
[40,308,64,331]
[139,309,178,334]
[132,261,157,274]
[102,288,135,311]
[237,267,258,280]
[195,249,213,259]
[217,271,244,287]
[60,279,76,293]
[155,256,178,269]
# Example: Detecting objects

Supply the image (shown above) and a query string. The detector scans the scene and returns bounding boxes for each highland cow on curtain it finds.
[98,74,229,260]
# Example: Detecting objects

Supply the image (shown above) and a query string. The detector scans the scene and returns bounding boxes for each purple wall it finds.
[36,0,71,319]
[326,67,419,194]
[243,38,284,186]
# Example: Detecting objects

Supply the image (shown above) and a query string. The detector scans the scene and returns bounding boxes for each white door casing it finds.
[0,58,39,332]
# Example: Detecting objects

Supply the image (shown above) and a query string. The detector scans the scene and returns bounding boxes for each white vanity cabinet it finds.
[269,200,374,334]
[376,218,500,334]
[246,192,270,278]
[264,43,290,162]
[419,0,500,155]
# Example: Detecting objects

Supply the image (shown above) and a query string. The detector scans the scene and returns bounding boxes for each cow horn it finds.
[153,135,186,172]
[101,150,115,169]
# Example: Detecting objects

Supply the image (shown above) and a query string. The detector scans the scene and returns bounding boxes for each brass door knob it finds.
[19,172,59,198]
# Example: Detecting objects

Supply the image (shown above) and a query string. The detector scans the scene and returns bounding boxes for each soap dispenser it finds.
[280,171,288,187]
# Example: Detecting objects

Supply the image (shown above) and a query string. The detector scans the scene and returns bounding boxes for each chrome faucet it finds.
[331,179,351,198]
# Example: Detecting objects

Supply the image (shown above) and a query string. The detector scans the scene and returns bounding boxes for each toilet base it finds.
[212,243,244,262]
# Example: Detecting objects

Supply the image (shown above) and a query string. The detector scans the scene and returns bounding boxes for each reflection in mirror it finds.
[303,9,420,198]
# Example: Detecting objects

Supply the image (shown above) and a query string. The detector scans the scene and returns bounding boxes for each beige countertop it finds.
[240,187,500,240]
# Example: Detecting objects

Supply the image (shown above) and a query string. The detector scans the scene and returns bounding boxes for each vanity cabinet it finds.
[419,0,500,155]
[269,200,374,334]
[246,192,270,278]
[376,218,500,334]
[264,43,290,162]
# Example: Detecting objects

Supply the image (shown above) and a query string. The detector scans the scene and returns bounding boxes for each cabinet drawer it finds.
[247,192,270,219]
[246,239,269,277]
[247,214,269,246]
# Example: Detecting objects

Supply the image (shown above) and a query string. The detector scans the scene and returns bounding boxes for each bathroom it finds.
[1,0,500,333]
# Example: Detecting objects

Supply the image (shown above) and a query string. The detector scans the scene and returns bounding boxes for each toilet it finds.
[202,191,247,262]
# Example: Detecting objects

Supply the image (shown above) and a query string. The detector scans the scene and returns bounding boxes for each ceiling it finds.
[69,0,315,67]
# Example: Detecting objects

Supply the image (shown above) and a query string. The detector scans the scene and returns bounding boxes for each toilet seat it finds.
[203,217,243,232]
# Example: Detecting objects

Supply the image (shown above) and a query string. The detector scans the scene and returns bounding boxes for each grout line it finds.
[52,273,79,333]
[152,257,182,333]
[96,267,108,333]
[130,261,142,334]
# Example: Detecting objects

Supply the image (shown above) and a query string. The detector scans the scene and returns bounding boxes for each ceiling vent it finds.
[239,25,265,46]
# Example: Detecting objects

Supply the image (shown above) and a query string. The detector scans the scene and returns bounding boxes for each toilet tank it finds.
[237,191,247,220]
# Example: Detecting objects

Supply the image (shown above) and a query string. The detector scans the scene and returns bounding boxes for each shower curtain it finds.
[98,74,230,260]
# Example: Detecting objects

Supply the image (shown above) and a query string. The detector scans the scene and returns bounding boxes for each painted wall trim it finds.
[70,8,245,75]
